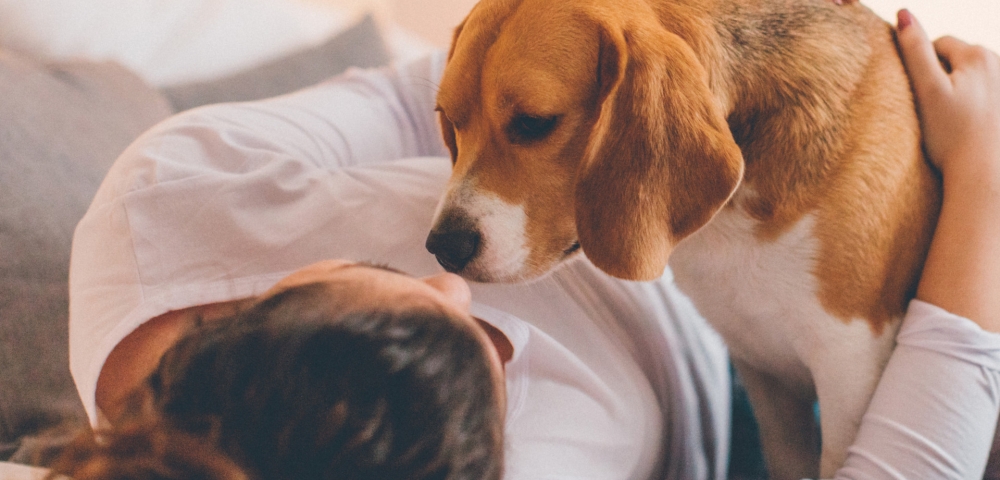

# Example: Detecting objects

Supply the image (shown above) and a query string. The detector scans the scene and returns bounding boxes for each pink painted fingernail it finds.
[898,9,913,31]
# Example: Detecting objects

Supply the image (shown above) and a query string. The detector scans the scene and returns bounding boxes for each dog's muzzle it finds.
[426,211,480,273]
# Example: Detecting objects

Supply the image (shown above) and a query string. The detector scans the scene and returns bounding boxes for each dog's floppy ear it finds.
[576,23,744,281]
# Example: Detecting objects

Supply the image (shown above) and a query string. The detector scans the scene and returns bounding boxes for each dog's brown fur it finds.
[430,0,941,477]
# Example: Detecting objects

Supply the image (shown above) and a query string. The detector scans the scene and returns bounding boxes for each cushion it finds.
[162,14,390,112]
[0,49,174,462]
[0,0,352,86]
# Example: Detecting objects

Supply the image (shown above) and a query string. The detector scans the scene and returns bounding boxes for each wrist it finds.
[938,151,1000,203]
[917,166,1000,332]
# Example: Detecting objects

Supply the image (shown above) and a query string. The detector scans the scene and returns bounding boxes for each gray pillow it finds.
[0,51,174,462]
[163,14,390,112]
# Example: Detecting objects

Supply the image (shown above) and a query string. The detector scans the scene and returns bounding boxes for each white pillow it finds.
[0,0,353,86]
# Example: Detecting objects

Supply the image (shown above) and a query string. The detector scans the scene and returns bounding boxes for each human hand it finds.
[897,9,1000,186]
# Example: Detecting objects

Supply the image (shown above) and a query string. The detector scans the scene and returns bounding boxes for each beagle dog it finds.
[426,0,941,478]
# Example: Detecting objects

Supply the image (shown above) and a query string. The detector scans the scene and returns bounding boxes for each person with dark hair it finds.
[54,269,505,479]
[60,7,1000,480]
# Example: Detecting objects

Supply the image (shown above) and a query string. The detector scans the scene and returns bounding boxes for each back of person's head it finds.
[50,282,505,480]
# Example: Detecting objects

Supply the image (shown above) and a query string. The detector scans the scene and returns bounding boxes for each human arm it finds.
[898,10,1000,330]
[829,10,1000,479]
[833,301,1000,479]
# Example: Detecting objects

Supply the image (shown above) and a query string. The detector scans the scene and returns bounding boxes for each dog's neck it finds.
[657,0,885,234]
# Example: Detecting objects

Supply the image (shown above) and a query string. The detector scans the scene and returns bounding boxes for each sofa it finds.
[0,1,439,474]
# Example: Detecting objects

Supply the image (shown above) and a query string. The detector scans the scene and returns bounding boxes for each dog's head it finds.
[427,0,744,282]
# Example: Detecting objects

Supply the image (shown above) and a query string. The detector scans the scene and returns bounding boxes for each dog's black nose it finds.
[426,229,480,272]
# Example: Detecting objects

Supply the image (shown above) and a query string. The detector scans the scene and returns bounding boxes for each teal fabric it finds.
[728,364,768,479]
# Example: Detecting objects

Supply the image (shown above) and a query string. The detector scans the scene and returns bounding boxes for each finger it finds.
[896,9,952,97]
[933,36,997,75]
[933,36,973,58]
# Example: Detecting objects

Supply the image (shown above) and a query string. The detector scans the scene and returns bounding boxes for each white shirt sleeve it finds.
[833,300,1000,479]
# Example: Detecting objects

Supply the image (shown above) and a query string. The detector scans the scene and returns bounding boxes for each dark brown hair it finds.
[51,282,505,480]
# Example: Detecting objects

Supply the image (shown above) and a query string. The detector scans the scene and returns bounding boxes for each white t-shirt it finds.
[69,53,1000,480]
[69,53,731,480]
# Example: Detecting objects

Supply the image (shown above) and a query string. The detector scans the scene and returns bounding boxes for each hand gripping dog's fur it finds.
[426,0,941,477]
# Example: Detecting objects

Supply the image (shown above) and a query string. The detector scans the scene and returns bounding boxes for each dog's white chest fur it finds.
[668,202,896,393]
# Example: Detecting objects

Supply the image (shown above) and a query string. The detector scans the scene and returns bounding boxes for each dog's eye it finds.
[508,114,558,143]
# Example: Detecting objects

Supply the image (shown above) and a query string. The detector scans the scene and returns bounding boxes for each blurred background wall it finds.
[864,0,999,50]
[351,0,999,51]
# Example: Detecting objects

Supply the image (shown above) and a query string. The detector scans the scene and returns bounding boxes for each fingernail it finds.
[897,9,913,31]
